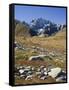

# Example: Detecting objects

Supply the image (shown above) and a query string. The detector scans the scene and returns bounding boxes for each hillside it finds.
[15,18,66,37]
[15,27,66,53]
[15,22,30,37]
[54,27,66,39]
[14,20,67,85]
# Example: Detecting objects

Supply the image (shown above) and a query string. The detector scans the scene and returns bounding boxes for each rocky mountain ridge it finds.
[15,18,66,37]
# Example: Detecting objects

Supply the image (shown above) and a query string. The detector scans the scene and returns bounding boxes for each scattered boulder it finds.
[49,52,55,56]
[40,75,47,80]
[19,69,24,74]
[29,55,46,61]
[25,75,33,80]
[48,67,62,78]
[14,41,26,50]
[20,74,26,79]
[55,71,66,82]
[56,76,66,82]
[29,56,44,61]
[36,66,48,80]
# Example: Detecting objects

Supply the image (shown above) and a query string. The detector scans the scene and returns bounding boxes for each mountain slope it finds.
[53,27,66,39]
[15,22,30,37]
[15,18,66,38]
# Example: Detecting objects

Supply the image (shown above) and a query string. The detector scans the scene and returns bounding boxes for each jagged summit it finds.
[15,18,66,37]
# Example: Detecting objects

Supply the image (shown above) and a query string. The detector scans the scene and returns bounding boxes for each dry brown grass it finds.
[14,29,66,85]
[15,76,56,85]
[15,30,66,53]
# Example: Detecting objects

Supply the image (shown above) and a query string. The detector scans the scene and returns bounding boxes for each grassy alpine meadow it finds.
[14,28,67,85]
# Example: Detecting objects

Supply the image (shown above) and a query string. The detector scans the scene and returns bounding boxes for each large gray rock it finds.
[56,71,66,82]
[56,76,66,82]
[48,67,62,78]
[25,75,33,80]
[29,55,46,61]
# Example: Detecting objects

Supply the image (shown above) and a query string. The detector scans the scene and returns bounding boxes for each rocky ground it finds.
[14,29,66,85]
[14,64,66,85]
[14,41,67,85]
